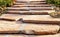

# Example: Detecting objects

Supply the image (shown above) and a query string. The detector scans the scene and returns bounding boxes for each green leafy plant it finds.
[6,0,15,7]
[46,0,60,7]
[0,0,15,7]
[46,0,60,18]
[0,0,15,15]
[46,0,60,11]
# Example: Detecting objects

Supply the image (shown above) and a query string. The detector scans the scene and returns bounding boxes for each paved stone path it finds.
[0,0,59,37]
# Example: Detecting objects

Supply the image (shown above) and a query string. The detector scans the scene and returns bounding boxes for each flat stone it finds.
[14,4,51,7]
[22,15,60,24]
[7,11,48,15]
[0,21,59,34]
[0,34,59,37]
[7,7,53,10]
[7,10,55,13]
[20,23,59,34]
[0,20,21,33]
[16,0,45,1]
[13,4,51,7]
[0,14,22,21]
[0,35,24,37]
[15,2,46,5]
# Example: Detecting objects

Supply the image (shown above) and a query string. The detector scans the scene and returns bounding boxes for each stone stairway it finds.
[6,0,55,15]
[0,0,60,37]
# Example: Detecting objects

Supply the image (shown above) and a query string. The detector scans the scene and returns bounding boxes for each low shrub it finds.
[0,0,15,15]
[46,0,60,7]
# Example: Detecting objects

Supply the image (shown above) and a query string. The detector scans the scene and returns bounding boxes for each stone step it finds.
[22,15,60,24]
[0,14,22,21]
[1,14,60,24]
[14,3,47,5]
[7,11,48,15]
[16,1,46,3]
[0,20,59,34]
[13,4,51,7]
[7,7,53,11]
[15,1,46,5]
[0,34,59,37]
[15,2,46,5]
[15,3,46,5]
[20,0,45,1]
[6,10,55,14]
